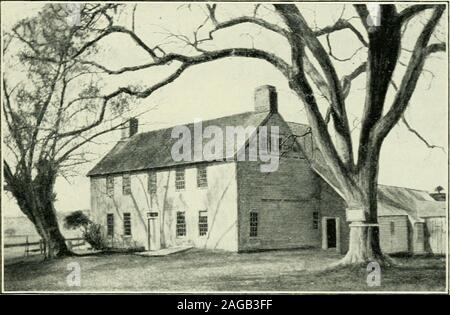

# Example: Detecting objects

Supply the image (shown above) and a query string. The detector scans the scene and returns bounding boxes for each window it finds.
[122,173,131,195]
[390,222,395,235]
[106,176,114,196]
[148,172,157,195]
[176,211,186,237]
[313,212,319,230]
[249,211,258,237]
[123,213,132,236]
[198,211,208,236]
[107,214,114,236]
[175,168,185,190]
[197,166,208,188]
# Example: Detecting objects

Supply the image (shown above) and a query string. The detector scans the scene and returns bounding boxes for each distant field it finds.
[4,214,86,261]
[4,213,87,240]
[4,248,446,292]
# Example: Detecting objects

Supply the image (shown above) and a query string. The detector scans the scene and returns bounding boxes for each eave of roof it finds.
[87,111,271,176]
[87,112,446,221]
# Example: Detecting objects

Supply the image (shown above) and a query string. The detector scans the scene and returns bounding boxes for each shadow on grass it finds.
[4,249,446,292]
[71,247,145,257]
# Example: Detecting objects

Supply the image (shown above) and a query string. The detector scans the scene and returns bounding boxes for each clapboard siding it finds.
[237,158,321,251]
[90,162,239,251]
[236,114,322,251]
[317,180,348,253]
[425,217,446,255]
[412,223,425,254]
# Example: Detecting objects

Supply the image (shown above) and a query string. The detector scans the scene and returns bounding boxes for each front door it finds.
[147,212,160,251]
[327,218,336,248]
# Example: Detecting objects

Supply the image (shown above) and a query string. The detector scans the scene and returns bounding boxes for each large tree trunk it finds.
[33,193,72,259]
[338,150,394,266]
[340,213,386,265]
[5,162,71,259]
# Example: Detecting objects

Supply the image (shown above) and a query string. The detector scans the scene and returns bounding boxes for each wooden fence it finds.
[4,237,85,257]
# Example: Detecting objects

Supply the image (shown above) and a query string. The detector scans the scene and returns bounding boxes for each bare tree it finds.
[10,3,446,264]
[434,185,445,194]
[2,4,133,258]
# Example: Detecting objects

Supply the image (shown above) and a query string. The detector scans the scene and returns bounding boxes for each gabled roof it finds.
[286,121,446,221]
[87,111,270,176]
[377,185,445,220]
[87,112,445,220]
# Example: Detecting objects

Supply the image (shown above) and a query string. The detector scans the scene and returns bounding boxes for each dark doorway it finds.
[327,219,337,248]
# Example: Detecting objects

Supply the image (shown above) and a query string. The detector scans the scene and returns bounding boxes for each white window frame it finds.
[175,168,185,191]
[249,210,259,238]
[106,176,114,196]
[123,212,132,236]
[122,173,131,195]
[198,210,208,236]
[148,171,157,195]
[176,211,187,237]
[197,166,208,188]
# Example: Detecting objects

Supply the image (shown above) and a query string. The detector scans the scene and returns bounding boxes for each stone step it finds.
[135,246,193,257]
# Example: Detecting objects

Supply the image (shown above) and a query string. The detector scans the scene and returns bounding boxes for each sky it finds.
[2,2,448,217]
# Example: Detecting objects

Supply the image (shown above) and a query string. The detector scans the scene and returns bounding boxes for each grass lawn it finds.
[3,248,446,292]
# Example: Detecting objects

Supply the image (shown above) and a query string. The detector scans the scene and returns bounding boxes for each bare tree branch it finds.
[210,16,289,38]
[387,80,445,153]
[375,5,445,142]
[425,42,446,56]
[315,19,368,47]
[342,62,367,98]
[131,4,137,32]
[398,5,436,24]
[58,46,292,139]
[325,33,366,61]
[401,115,445,152]
[73,25,159,60]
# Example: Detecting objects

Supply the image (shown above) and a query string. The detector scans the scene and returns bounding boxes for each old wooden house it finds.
[87,85,446,255]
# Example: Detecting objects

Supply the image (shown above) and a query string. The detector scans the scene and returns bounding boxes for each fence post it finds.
[25,236,29,257]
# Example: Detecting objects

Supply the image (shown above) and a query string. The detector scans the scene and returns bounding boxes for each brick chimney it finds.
[121,117,138,139]
[254,85,278,113]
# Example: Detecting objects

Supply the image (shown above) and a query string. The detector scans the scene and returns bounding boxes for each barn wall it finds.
[424,217,446,255]
[378,216,409,253]
[236,113,322,251]
[237,158,321,251]
[412,222,425,254]
[90,161,239,251]
[317,179,349,254]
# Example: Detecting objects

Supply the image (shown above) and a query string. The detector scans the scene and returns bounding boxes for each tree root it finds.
[329,252,398,269]
[43,249,76,260]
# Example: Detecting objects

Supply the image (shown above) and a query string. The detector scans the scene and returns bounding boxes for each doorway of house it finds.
[147,212,160,251]
[327,218,337,248]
